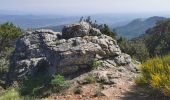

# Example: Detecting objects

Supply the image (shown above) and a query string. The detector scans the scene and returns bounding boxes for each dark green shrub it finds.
[73,87,83,94]
[80,16,117,39]
[117,37,149,62]
[19,74,69,97]
[51,74,69,93]
[19,75,51,96]
[100,24,117,39]
[0,22,22,53]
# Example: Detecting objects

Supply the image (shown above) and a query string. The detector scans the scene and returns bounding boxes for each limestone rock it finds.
[62,21,101,39]
[114,53,131,66]
[7,22,139,84]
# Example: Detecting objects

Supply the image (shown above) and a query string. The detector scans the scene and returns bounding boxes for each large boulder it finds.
[7,22,139,84]
[62,21,102,39]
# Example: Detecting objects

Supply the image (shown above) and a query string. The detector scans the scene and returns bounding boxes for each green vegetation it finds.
[0,64,8,75]
[0,74,69,99]
[83,75,96,84]
[0,22,23,99]
[20,75,51,96]
[0,22,22,91]
[115,16,165,39]
[100,24,117,39]
[0,47,14,74]
[118,19,170,62]
[0,88,35,100]
[51,74,69,93]
[19,74,69,97]
[134,19,170,57]
[117,37,149,62]
[4,74,68,99]
[0,22,22,53]
[80,16,117,39]
[136,54,170,96]
[73,87,83,94]
[118,19,170,97]
[90,59,102,69]
[145,20,170,56]
[0,88,21,100]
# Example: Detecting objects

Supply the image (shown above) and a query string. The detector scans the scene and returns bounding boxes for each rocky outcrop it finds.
[62,21,102,39]
[7,22,139,84]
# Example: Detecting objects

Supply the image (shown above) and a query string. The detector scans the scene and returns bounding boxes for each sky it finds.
[1,0,170,15]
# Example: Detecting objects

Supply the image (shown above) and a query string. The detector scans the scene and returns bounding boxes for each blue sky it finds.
[1,0,170,15]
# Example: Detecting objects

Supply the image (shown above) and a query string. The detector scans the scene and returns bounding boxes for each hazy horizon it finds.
[1,0,170,16]
[1,0,170,29]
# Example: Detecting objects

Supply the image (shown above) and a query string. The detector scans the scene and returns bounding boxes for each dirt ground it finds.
[44,76,170,100]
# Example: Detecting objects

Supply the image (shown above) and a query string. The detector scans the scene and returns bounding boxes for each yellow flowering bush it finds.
[136,55,170,96]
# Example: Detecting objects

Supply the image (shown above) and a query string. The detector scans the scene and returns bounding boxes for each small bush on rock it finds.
[51,74,69,93]
[83,75,96,84]
[90,59,102,69]
[136,54,170,96]
[73,87,83,94]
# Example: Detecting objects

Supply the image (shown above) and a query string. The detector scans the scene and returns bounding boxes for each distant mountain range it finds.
[0,14,168,39]
[115,16,167,39]
[0,14,138,29]
[0,15,79,29]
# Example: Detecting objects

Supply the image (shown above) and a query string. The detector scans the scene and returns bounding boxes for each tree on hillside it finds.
[117,37,149,62]
[0,22,22,53]
[140,19,170,56]
[100,24,117,39]
[0,22,22,85]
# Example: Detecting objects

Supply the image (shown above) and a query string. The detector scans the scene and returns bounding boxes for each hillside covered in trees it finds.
[116,16,166,39]
[134,19,170,57]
